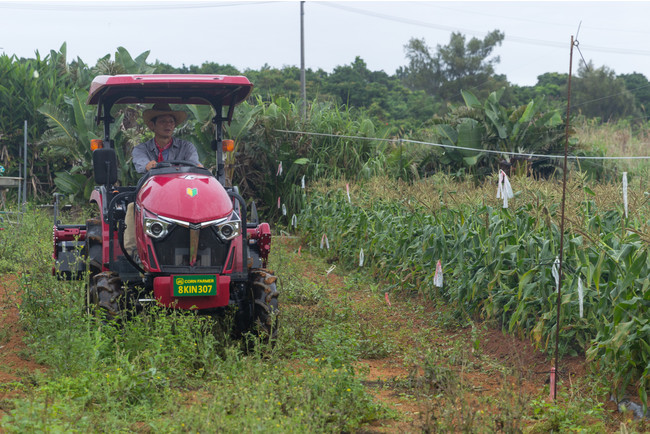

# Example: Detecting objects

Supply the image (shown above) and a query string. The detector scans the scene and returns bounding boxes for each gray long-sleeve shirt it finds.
[132,137,201,174]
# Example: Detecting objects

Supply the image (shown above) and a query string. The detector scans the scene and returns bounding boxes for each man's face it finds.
[150,115,176,140]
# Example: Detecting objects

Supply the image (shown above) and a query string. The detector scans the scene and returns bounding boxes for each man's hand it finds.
[145,160,157,171]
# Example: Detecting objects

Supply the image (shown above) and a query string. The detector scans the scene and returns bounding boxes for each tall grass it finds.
[574,117,650,179]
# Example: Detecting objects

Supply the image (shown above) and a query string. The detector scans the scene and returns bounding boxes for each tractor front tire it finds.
[90,271,124,321]
[250,269,279,338]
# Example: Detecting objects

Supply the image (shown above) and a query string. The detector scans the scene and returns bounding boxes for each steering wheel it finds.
[155,160,198,169]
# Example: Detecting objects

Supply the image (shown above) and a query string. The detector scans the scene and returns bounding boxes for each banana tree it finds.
[92,46,155,76]
[224,101,263,185]
[434,88,566,176]
[38,89,125,200]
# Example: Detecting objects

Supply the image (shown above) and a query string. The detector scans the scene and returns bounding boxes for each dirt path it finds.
[0,275,46,420]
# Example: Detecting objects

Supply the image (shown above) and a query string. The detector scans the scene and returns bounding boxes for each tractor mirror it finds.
[93,148,118,185]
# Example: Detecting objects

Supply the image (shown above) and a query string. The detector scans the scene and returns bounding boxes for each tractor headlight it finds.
[145,218,170,239]
[216,217,241,241]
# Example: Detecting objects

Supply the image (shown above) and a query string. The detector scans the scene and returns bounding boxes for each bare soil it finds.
[0,275,46,421]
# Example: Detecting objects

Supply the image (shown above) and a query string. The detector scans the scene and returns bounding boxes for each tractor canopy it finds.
[87,74,253,122]
[87,74,253,185]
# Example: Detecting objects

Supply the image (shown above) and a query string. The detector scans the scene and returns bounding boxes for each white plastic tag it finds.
[320,233,329,250]
[552,256,560,292]
[433,260,443,287]
[496,170,514,208]
[578,277,584,318]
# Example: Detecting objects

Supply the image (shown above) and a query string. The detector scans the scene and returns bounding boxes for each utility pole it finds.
[300,1,306,120]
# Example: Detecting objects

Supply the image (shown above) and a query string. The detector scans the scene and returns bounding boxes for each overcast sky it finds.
[1,1,650,86]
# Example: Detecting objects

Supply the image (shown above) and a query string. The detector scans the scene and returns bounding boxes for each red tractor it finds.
[52,74,278,335]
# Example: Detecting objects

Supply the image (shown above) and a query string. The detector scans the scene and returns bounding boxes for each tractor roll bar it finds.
[227,190,248,279]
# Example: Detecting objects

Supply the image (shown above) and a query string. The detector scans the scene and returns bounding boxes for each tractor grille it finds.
[152,225,230,272]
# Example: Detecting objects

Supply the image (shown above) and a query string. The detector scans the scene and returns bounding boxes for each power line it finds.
[0,1,272,11]
[318,1,650,57]
[423,3,650,39]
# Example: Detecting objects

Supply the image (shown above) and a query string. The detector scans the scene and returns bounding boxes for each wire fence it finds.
[275,129,650,161]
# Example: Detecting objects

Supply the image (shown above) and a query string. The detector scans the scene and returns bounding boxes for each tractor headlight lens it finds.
[220,224,233,238]
[145,218,170,239]
[150,222,164,236]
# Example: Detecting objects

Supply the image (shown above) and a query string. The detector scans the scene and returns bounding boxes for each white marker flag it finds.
[359,248,365,267]
[496,170,514,208]
[433,260,443,287]
[282,203,287,216]
[277,161,283,176]
[578,277,584,318]
[291,214,297,228]
[320,233,329,250]
[301,175,305,189]
[623,172,628,218]
[552,256,560,292]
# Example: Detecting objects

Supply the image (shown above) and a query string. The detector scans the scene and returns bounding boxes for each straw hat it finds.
[143,103,187,125]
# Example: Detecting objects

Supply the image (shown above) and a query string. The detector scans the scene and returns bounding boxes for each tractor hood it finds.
[137,173,233,222]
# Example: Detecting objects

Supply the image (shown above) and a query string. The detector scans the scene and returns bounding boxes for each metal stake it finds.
[554,35,576,400]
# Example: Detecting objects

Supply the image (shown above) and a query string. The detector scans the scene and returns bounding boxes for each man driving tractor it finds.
[132,102,202,173]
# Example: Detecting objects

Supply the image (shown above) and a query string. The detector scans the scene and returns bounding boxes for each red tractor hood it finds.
[137,173,233,222]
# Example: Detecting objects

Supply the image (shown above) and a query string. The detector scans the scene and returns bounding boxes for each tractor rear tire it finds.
[90,271,124,321]
[250,269,279,338]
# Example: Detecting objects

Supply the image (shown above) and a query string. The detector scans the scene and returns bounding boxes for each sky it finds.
[1,1,650,86]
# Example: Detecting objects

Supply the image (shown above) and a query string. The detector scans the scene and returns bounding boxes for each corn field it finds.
[295,172,650,407]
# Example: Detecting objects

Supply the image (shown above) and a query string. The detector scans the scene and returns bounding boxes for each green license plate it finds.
[173,275,217,297]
